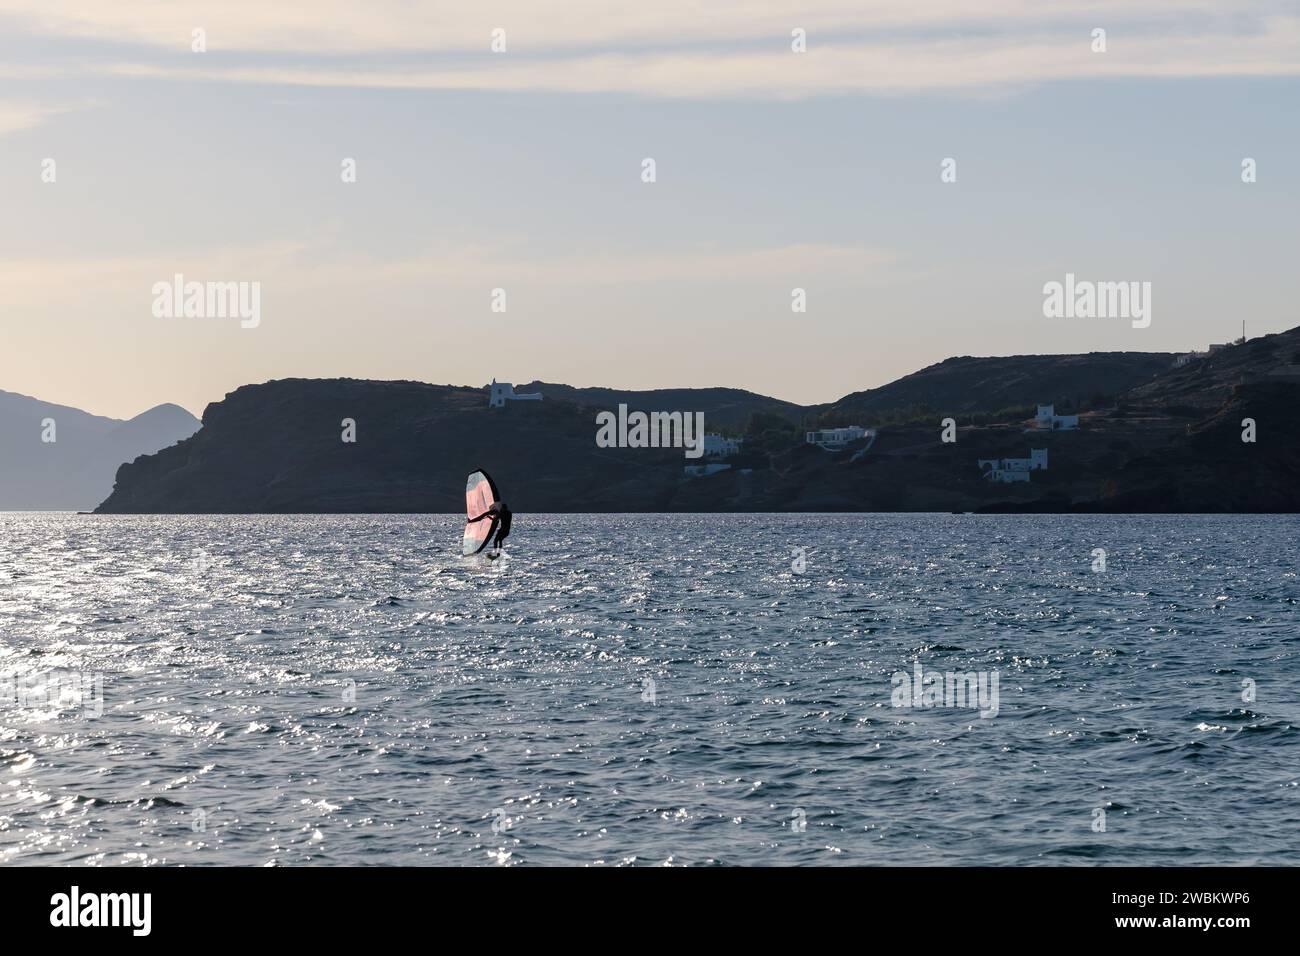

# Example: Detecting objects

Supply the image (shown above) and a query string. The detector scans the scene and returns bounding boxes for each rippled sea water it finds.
[0,513,1297,866]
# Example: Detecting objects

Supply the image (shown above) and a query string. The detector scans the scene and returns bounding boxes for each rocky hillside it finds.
[1122,328,1300,413]
[518,382,804,430]
[816,351,1172,422]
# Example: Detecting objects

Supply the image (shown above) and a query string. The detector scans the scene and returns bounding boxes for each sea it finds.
[0,513,1296,866]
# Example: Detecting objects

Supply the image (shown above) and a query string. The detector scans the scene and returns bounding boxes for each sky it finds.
[1,1,1297,420]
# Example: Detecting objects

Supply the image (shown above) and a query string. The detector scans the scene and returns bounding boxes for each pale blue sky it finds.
[1,2,1297,418]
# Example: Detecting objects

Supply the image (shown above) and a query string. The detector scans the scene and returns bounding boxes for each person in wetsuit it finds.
[489,501,511,551]
[469,500,512,552]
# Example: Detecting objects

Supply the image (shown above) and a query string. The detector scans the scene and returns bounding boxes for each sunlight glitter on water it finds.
[0,512,1297,865]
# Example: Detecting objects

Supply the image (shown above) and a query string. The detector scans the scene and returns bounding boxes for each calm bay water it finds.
[0,513,1297,866]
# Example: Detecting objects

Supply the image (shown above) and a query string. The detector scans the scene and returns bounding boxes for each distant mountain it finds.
[92,331,1300,514]
[0,391,200,510]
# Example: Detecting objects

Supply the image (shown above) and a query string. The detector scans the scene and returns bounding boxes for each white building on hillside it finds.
[488,379,543,408]
[806,426,874,450]
[978,448,1048,483]
[703,434,743,458]
[1035,404,1078,430]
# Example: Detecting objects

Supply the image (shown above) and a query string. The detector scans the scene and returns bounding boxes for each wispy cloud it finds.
[335,241,897,284]
[0,1,1291,52]
[0,241,312,307]
[0,239,895,309]
[3,1,1297,97]
[0,99,78,136]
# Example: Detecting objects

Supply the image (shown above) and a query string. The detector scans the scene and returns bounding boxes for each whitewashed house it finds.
[978,448,1048,483]
[488,379,543,408]
[1035,405,1078,431]
[806,426,874,450]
